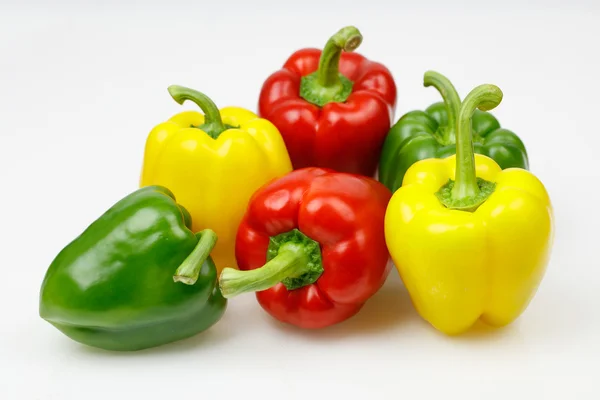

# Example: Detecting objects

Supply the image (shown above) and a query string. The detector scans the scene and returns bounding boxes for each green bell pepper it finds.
[379,71,529,193]
[39,186,226,351]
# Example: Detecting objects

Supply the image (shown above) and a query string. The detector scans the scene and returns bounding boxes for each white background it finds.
[1,0,599,398]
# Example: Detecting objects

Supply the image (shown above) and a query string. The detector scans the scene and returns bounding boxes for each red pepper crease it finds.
[219,168,392,329]
[258,26,397,177]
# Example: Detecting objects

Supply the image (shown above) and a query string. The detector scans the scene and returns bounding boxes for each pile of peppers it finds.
[39,26,554,351]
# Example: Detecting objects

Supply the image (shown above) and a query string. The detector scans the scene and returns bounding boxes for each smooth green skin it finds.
[39,186,226,351]
[378,101,529,193]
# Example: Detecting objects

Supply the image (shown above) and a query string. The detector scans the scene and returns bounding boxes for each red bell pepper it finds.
[218,168,392,329]
[258,26,397,177]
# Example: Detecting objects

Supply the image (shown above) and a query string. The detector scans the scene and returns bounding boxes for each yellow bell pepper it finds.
[140,85,292,271]
[384,81,554,335]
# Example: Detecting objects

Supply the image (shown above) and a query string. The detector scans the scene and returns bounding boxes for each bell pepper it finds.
[140,86,292,271]
[379,71,528,193]
[218,168,392,329]
[384,82,554,335]
[258,26,397,177]
[39,186,226,351]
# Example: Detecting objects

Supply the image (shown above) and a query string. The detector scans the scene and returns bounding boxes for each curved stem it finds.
[423,71,461,139]
[219,242,311,298]
[167,85,226,138]
[173,229,218,285]
[452,84,503,200]
[317,26,362,88]
[299,26,362,107]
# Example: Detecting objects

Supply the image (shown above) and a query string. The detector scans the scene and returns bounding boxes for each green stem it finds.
[452,84,503,200]
[173,229,218,285]
[167,85,226,139]
[424,71,461,141]
[219,229,324,298]
[299,26,362,107]
[219,243,308,298]
[317,26,362,87]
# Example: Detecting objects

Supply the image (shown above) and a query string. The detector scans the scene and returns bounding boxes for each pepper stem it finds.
[219,229,323,298]
[435,84,502,211]
[423,71,461,142]
[453,84,502,199]
[318,26,362,87]
[299,26,362,107]
[167,85,227,139]
[219,243,307,298]
[173,229,218,285]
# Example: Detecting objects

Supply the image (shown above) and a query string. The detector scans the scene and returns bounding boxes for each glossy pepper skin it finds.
[385,83,554,335]
[219,168,392,329]
[379,71,528,193]
[39,186,226,351]
[258,26,397,177]
[141,86,292,271]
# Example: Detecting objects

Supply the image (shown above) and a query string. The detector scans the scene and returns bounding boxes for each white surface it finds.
[1,1,599,398]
